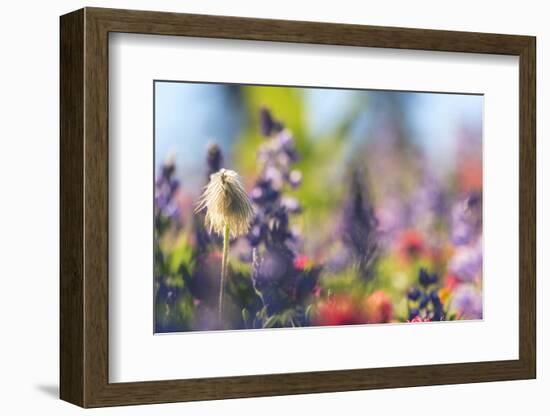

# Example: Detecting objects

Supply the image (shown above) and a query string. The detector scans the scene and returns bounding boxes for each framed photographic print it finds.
[60,7,536,408]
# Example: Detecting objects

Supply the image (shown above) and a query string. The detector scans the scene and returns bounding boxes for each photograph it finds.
[153,81,483,333]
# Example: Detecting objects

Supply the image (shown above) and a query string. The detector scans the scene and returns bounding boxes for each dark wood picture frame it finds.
[60,7,536,408]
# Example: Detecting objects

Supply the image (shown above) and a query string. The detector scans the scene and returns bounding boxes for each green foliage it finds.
[154,231,197,332]
[226,265,262,324]
[168,233,196,276]
[320,267,370,299]
[254,306,305,329]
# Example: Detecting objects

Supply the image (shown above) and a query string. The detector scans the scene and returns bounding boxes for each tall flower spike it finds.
[196,169,254,237]
[206,142,223,178]
[340,168,378,277]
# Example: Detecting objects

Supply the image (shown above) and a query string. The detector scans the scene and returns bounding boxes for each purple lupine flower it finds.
[288,170,302,188]
[191,305,219,331]
[376,197,405,245]
[247,221,267,247]
[325,244,353,273]
[154,155,181,229]
[247,108,319,320]
[251,248,294,315]
[451,284,483,319]
[259,106,284,137]
[250,178,279,205]
[247,108,303,250]
[206,142,223,178]
[161,157,175,180]
[270,207,293,246]
[276,130,299,164]
[264,165,285,190]
[449,241,482,283]
[281,196,301,214]
[408,174,447,232]
[251,245,320,320]
[339,168,378,278]
[450,191,482,246]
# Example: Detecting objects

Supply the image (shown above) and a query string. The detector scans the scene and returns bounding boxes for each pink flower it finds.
[293,254,311,271]
[408,316,431,323]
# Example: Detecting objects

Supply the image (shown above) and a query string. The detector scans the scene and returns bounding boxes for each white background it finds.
[0,0,545,414]
[110,34,518,382]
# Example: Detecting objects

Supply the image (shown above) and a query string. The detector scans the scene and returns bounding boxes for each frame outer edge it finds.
[519,36,536,378]
[82,6,111,408]
[84,6,532,55]
[63,7,537,407]
[60,8,85,407]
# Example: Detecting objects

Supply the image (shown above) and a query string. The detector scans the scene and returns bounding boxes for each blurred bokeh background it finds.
[154,81,483,333]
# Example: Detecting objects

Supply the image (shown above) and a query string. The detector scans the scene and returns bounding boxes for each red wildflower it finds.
[314,295,363,326]
[444,273,460,291]
[395,229,425,263]
[364,290,393,323]
[458,160,482,192]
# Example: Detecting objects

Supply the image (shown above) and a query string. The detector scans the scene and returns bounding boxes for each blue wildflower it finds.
[408,308,420,320]
[419,268,438,287]
[407,287,422,301]
[406,268,446,322]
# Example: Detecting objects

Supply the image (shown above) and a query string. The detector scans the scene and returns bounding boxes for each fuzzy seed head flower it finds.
[195,169,254,237]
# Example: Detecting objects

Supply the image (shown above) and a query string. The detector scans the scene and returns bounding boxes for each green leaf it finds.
[263,315,280,328]
[242,308,250,327]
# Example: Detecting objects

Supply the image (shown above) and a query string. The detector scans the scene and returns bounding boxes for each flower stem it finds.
[219,223,230,326]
